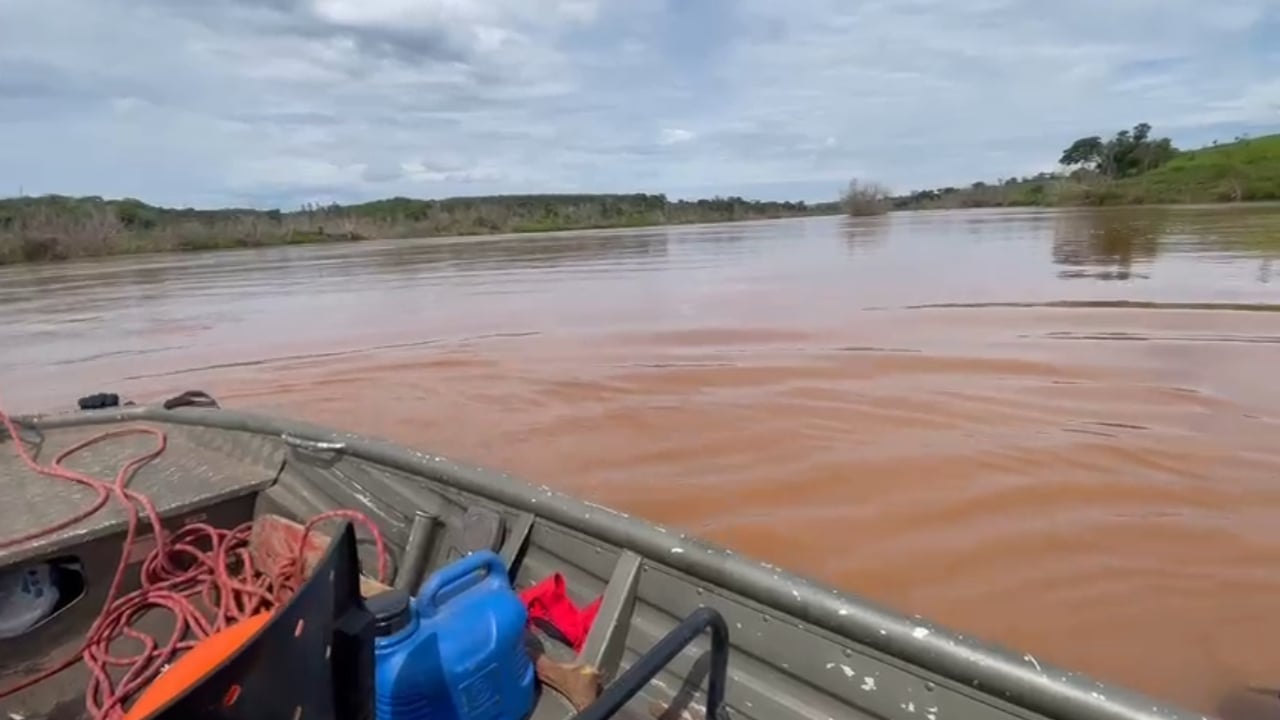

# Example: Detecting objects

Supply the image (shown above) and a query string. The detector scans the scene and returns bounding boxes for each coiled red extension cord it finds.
[0,404,388,720]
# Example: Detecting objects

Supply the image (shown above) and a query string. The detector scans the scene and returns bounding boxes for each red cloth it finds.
[519,573,602,652]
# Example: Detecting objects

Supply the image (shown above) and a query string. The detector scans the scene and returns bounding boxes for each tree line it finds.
[0,192,842,264]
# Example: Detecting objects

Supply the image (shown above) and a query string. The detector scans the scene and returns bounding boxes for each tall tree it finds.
[1058,124,1178,179]
[1059,136,1105,170]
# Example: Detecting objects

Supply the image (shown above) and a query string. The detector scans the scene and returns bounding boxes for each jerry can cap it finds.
[366,588,412,637]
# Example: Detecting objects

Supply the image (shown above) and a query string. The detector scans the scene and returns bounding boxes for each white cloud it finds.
[0,0,1276,206]
[659,128,696,145]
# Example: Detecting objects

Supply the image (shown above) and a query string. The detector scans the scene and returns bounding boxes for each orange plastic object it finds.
[124,612,272,720]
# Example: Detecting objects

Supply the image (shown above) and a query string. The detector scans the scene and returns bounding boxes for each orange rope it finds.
[0,401,387,719]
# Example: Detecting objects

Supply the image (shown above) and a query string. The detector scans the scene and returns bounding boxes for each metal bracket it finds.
[392,511,439,594]
[578,550,643,682]
[499,511,535,573]
[282,434,347,453]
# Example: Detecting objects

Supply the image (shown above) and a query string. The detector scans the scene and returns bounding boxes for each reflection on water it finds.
[1051,205,1280,283]
[3,206,1280,713]
[841,216,891,253]
[1053,207,1164,280]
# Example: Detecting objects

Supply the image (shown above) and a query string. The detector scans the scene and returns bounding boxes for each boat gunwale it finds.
[13,404,1201,720]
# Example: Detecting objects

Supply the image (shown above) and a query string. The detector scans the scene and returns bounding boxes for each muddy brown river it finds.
[2,205,1279,712]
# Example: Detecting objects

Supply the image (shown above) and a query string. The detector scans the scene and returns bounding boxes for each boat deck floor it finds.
[1,422,280,719]
[0,422,277,567]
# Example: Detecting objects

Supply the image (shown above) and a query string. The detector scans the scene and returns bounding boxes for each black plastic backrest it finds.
[151,521,375,720]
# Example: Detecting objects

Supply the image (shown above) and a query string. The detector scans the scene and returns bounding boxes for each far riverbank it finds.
[0,193,840,266]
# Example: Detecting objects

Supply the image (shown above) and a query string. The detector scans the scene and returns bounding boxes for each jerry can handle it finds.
[417,550,508,615]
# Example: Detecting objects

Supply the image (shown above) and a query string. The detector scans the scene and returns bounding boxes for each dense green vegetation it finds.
[0,193,840,265]
[1057,123,1178,179]
[889,127,1280,211]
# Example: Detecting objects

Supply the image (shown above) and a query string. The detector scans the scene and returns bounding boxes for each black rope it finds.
[161,390,220,410]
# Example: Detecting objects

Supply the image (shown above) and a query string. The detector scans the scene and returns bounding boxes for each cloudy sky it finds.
[1,0,1277,208]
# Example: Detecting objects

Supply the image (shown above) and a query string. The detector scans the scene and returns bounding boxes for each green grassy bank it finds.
[889,132,1280,211]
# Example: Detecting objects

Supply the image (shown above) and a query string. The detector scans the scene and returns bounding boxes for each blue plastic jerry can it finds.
[373,550,535,720]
